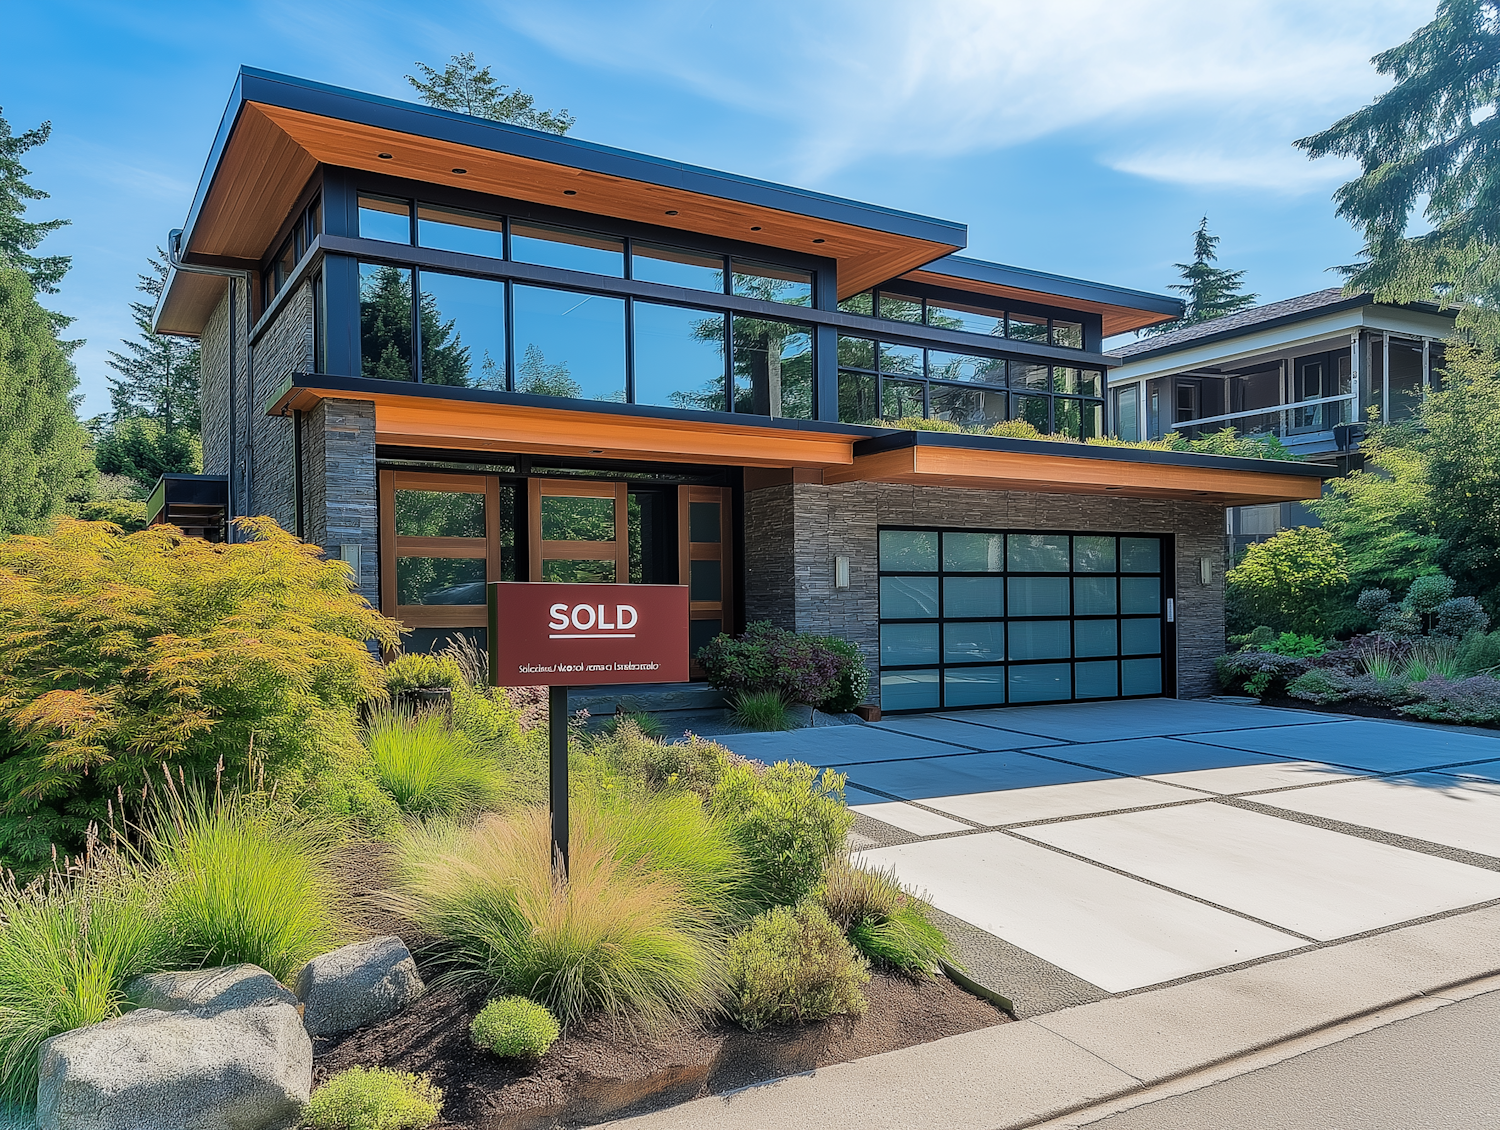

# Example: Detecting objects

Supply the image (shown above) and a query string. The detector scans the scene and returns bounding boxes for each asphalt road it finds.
[1078,989,1500,1129]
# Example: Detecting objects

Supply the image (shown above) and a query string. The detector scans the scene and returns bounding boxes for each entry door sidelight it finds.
[528,479,630,582]
[679,485,733,668]
[379,470,504,629]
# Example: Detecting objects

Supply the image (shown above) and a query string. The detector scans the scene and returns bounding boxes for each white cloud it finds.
[495,0,1434,188]
[1107,146,1358,193]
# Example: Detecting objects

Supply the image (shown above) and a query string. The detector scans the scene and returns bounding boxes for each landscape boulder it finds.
[36,1000,310,1130]
[127,964,298,1016]
[296,936,424,1038]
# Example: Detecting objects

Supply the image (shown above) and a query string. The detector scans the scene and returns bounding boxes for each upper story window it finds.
[355,193,815,308]
[841,286,1087,351]
[263,195,322,308]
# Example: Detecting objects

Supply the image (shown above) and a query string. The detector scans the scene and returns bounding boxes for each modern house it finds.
[152,67,1325,712]
[1107,290,1456,561]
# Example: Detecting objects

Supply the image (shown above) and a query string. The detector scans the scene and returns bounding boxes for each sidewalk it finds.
[602,902,1500,1129]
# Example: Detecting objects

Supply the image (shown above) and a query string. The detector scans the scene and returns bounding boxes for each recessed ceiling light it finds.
[813,238,826,244]
[665,209,679,216]
[451,167,467,174]
[589,449,604,454]
[377,152,393,160]
[564,189,577,195]
[750,225,762,231]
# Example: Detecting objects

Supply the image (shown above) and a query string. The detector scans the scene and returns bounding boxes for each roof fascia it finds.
[914,254,1183,318]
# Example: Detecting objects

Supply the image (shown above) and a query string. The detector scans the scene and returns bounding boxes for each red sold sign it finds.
[487,581,690,687]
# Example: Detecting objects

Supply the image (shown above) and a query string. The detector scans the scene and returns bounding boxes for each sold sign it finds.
[488,582,689,687]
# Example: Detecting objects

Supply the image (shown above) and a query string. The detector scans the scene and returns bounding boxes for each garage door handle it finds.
[1167,598,1175,623]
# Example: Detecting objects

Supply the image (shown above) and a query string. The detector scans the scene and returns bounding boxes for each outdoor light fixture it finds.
[451,167,467,174]
[813,238,825,244]
[750,225,762,231]
[835,556,850,589]
[1199,557,1213,586]
[563,189,577,195]
[377,152,393,159]
[665,209,678,215]
[340,544,361,577]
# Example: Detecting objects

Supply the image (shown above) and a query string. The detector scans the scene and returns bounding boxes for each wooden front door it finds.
[527,479,630,583]
[680,485,733,670]
[378,469,503,631]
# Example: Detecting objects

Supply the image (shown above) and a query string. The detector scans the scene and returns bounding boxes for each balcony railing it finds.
[1168,392,1356,442]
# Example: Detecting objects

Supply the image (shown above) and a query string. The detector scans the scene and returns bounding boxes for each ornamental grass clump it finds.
[0,517,400,872]
[818,858,953,976]
[725,902,869,1030]
[470,996,561,1059]
[711,761,853,909]
[365,709,508,819]
[729,689,793,732]
[388,789,741,1031]
[145,788,345,982]
[0,855,172,1106]
[301,1067,442,1130]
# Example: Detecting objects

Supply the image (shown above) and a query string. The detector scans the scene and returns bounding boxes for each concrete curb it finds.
[600,904,1500,1130]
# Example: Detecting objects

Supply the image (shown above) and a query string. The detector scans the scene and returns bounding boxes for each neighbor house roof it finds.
[1112,289,1367,361]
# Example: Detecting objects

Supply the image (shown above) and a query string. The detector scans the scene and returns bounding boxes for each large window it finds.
[840,287,1089,351]
[512,284,626,401]
[878,528,1168,712]
[838,334,1103,436]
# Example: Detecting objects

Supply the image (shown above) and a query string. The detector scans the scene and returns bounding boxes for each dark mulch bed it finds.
[1260,695,1411,722]
[314,972,1009,1129]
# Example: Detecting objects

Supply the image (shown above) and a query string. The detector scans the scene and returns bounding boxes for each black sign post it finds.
[548,684,570,883]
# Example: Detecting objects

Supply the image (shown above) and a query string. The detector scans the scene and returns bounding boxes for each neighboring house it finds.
[1107,290,1457,562]
[151,67,1324,712]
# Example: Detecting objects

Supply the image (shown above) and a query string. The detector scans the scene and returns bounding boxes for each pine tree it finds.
[0,268,93,534]
[1297,1,1500,343]
[0,107,69,295]
[1141,218,1258,337]
[407,53,576,135]
[105,250,200,433]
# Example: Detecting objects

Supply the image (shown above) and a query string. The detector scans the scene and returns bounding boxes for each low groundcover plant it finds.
[301,1067,442,1130]
[471,996,561,1059]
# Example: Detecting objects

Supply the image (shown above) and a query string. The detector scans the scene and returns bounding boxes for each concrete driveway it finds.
[713,700,1500,1008]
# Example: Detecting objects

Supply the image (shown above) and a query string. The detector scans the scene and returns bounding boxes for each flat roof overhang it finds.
[903,255,1184,338]
[158,69,969,333]
[825,431,1327,506]
[268,376,1326,505]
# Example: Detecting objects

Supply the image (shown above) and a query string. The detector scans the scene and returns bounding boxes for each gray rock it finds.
[0,1105,35,1130]
[36,1002,310,1130]
[296,936,423,1038]
[127,964,297,1017]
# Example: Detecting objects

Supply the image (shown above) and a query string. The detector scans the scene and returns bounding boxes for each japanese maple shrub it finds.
[0,517,400,870]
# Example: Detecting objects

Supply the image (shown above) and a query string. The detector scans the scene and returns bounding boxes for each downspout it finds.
[167,228,253,542]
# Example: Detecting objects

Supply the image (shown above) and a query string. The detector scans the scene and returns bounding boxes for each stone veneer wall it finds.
[303,398,378,606]
[743,481,1226,701]
[246,281,316,531]
[197,283,245,480]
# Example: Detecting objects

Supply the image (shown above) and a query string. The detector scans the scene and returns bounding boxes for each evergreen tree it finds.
[105,250,200,433]
[93,417,201,496]
[407,53,576,135]
[1142,218,1258,336]
[0,107,69,295]
[0,268,93,534]
[1297,1,1500,342]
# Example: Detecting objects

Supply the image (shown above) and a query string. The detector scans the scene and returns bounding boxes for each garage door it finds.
[878,529,1171,713]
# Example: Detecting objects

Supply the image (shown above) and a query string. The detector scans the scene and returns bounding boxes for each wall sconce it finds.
[1199,556,1212,586]
[835,556,850,589]
[340,543,361,578]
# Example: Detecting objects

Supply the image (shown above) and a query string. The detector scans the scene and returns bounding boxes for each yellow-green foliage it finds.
[0,517,401,870]
[366,710,508,818]
[384,653,463,694]
[301,1067,442,1130]
[589,719,732,799]
[819,858,953,975]
[0,856,172,1105]
[725,902,869,1030]
[389,790,740,1031]
[470,996,560,1059]
[1227,527,1352,636]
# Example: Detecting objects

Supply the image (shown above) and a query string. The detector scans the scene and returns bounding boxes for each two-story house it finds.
[151,68,1325,712]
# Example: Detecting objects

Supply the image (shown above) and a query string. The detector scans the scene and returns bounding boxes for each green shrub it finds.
[0,517,400,872]
[1214,651,1309,698]
[389,791,738,1031]
[146,792,344,982]
[711,761,853,909]
[818,859,953,975]
[366,710,508,818]
[1285,668,1356,705]
[384,653,463,694]
[470,996,560,1059]
[1267,632,1328,658]
[730,690,793,732]
[1457,630,1500,676]
[698,622,849,707]
[601,710,666,740]
[815,637,871,714]
[1400,675,1500,725]
[301,1067,442,1130]
[589,720,731,800]
[1225,528,1351,636]
[725,903,869,1030]
[0,858,171,1105]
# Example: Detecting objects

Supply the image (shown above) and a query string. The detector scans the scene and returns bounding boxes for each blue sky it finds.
[6,0,1436,417]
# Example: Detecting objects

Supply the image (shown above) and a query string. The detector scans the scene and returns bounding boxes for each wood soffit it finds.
[190,102,959,298]
[276,383,1322,504]
[901,269,1179,338]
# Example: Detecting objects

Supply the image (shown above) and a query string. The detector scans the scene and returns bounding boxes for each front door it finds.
[680,485,734,670]
[527,479,629,583]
